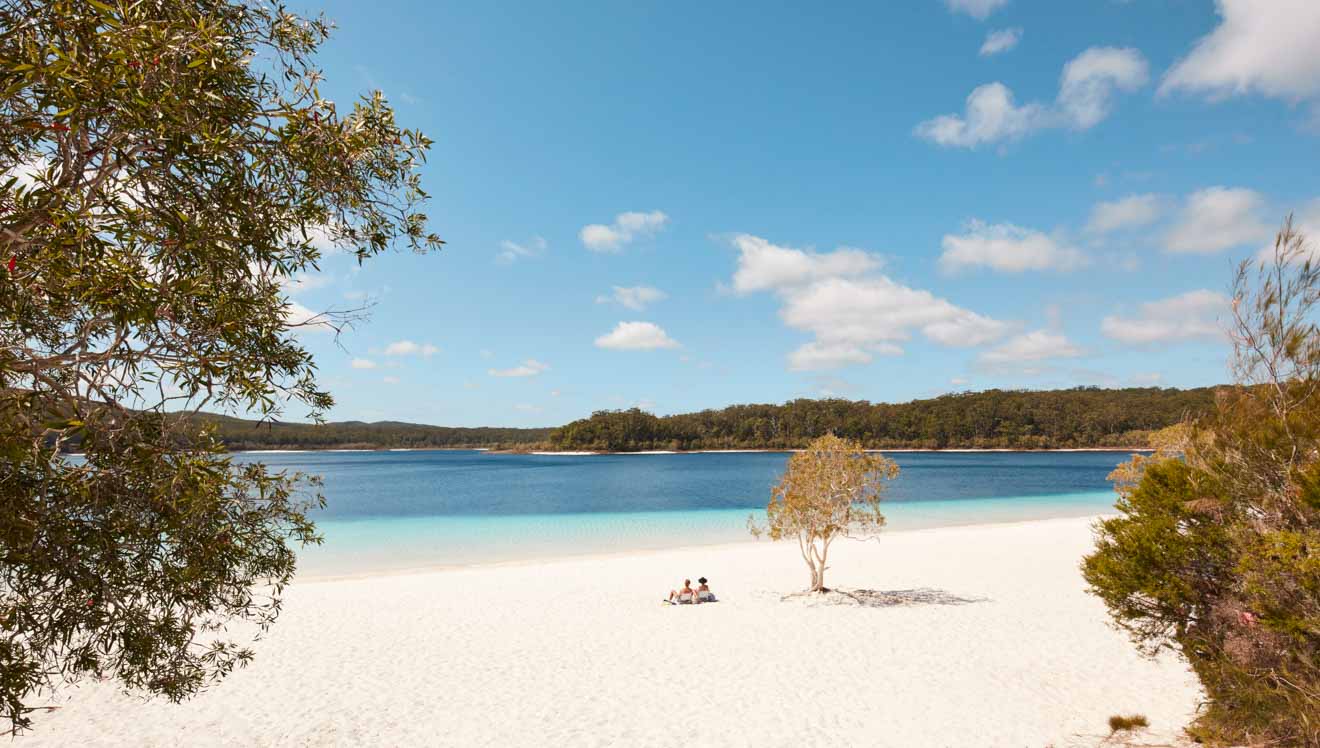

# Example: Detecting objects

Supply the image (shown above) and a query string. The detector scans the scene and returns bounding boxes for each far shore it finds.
[223,446,1153,455]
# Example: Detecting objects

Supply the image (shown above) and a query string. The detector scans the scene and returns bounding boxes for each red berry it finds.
[6,256,14,273]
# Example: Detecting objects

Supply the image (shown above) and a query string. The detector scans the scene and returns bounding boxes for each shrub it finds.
[1108,714,1150,733]
[1084,219,1320,746]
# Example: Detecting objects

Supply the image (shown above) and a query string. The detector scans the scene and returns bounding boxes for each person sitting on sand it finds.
[696,577,715,602]
[668,579,695,604]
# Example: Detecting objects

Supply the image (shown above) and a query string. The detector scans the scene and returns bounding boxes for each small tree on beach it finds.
[1083,217,1320,746]
[751,434,899,592]
[0,0,440,734]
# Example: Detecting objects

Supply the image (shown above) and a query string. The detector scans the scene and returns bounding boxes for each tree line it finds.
[194,413,552,451]
[546,386,1219,451]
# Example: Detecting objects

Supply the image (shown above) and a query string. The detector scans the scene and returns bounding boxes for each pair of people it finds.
[667,577,714,604]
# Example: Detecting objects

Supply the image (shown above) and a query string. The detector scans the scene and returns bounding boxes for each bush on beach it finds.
[1084,219,1320,747]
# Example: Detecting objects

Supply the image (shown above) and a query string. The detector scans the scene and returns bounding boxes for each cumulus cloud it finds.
[1057,47,1151,129]
[729,235,1010,371]
[594,321,680,351]
[382,375,400,384]
[940,220,1086,272]
[1086,194,1166,234]
[1165,187,1271,253]
[350,358,378,370]
[915,47,1147,148]
[579,210,669,252]
[729,234,881,293]
[1160,0,1320,102]
[980,28,1022,56]
[497,236,547,264]
[489,359,550,377]
[596,285,667,311]
[1101,290,1229,344]
[978,330,1083,366]
[914,83,1044,148]
[384,340,439,357]
[944,0,1008,19]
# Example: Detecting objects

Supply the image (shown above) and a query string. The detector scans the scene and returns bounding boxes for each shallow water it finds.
[228,450,1137,575]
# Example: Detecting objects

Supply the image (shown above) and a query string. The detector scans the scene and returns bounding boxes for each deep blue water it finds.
[229,450,1137,575]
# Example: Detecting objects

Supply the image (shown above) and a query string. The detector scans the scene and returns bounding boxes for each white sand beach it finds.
[23,516,1202,747]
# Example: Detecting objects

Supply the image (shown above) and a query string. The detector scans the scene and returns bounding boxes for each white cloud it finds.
[1101,289,1229,344]
[1160,0,1320,102]
[497,236,547,264]
[594,321,680,351]
[915,47,1147,148]
[914,82,1044,148]
[302,223,344,255]
[980,28,1022,56]
[944,0,1008,19]
[788,341,899,372]
[1086,193,1166,234]
[489,359,550,377]
[596,285,667,311]
[579,210,669,252]
[730,234,881,293]
[282,272,333,295]
[940,220,1086,272]
[1165,187,1271,254]
[729,235,1009,370]
[5,154,48,190]
[513,403,543,413]
[350,358,378,370]
[384,340,439,357]
[1057,47,1150,129]
[979,330,1083,365]
[382,375,400,384]
[283,302,334,334]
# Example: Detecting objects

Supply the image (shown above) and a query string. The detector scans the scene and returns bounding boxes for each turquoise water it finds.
[231,450,1138,576]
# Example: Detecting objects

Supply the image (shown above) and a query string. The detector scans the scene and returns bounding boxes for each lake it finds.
[231,449,1138,576]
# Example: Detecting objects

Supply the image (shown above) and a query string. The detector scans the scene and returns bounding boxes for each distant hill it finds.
[546,386,1220,452]
[194,413,552,451]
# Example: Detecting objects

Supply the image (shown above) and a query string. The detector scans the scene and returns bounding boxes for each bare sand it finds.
[22,516,1201,747]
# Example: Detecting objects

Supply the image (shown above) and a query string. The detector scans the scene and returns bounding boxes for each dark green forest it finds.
[189,386,1219,451]
[546,387,1219,451]
[195,413,552,451]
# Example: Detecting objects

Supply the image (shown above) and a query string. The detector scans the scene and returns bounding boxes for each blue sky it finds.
[284,0,1320,427]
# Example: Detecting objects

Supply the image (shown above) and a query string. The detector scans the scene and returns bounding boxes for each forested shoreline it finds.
[197,386,1219,452]
[195,413,553,451]
[546,387,1218,452]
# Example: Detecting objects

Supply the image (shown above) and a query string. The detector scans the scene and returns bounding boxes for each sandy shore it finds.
[22,517,1201,747]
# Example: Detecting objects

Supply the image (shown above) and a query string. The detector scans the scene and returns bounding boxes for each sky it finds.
[282,0,1320,427]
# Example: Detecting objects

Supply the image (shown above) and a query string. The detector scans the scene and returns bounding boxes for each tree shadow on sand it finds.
[780,587,988,608]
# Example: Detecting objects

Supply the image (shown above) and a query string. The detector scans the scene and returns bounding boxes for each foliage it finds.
[0,0,438,734]
[1083,218,1320,746]
[547,387,1217,452]
[1108,714,1149,733]
[750,434,898,592]
[176,412,547,451]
